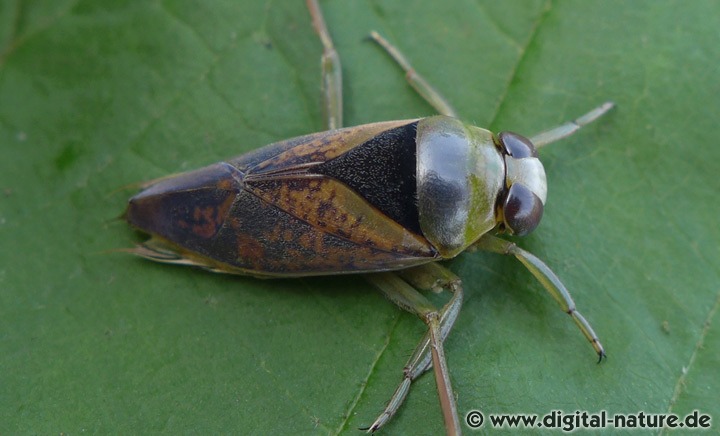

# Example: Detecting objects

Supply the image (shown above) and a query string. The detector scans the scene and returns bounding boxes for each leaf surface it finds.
[2,0,718,434]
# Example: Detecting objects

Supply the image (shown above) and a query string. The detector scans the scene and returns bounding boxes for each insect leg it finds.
[474,234,605,361]
[369,31,458,118]
[306,0,343,129]
[365,264,463,433]
[398,262,462,295]
[365,271,462,435]
[530,102,615,148]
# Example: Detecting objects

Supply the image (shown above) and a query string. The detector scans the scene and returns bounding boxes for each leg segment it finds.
[306,0,343,129]
[365,265,463,435]
[530,102,615,148]
[364,264,463,433]
[369,31,458,118]
[474,234,605,361]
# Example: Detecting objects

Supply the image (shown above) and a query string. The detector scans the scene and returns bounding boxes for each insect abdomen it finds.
[126,162,242,251]
[127,121,439,277]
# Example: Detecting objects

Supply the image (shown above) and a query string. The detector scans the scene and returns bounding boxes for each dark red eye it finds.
[502,183,544,236]
[498,131,537,158]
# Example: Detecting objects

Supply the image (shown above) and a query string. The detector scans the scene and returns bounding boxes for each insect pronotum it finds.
[124,1,613,434]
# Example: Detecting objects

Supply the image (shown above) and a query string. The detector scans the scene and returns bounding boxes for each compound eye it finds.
[502,183,544,236]
[498,131,537,158]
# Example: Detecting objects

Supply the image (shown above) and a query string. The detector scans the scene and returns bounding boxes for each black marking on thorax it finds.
[311,121,421,235]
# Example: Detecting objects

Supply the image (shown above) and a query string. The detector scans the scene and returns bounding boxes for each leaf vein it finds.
[664,290,720,417]
[338,311,403,434]
[0,0,77,69]
[487,0,553,130]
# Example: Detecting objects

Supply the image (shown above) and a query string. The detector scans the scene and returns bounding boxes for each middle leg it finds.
[365,263,464,435]
[369,31,458,118]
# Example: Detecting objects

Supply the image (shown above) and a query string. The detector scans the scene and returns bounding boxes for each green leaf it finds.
[2,0,718,434]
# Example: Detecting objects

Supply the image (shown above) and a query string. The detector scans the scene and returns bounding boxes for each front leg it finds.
[473,234,605,361]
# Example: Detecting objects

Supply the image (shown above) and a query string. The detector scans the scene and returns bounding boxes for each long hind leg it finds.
[306,0,343,130]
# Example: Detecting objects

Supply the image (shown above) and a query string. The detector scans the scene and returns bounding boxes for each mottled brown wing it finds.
[126,120,439,277]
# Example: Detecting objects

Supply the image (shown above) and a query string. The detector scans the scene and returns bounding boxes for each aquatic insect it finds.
[124,1,613,434]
